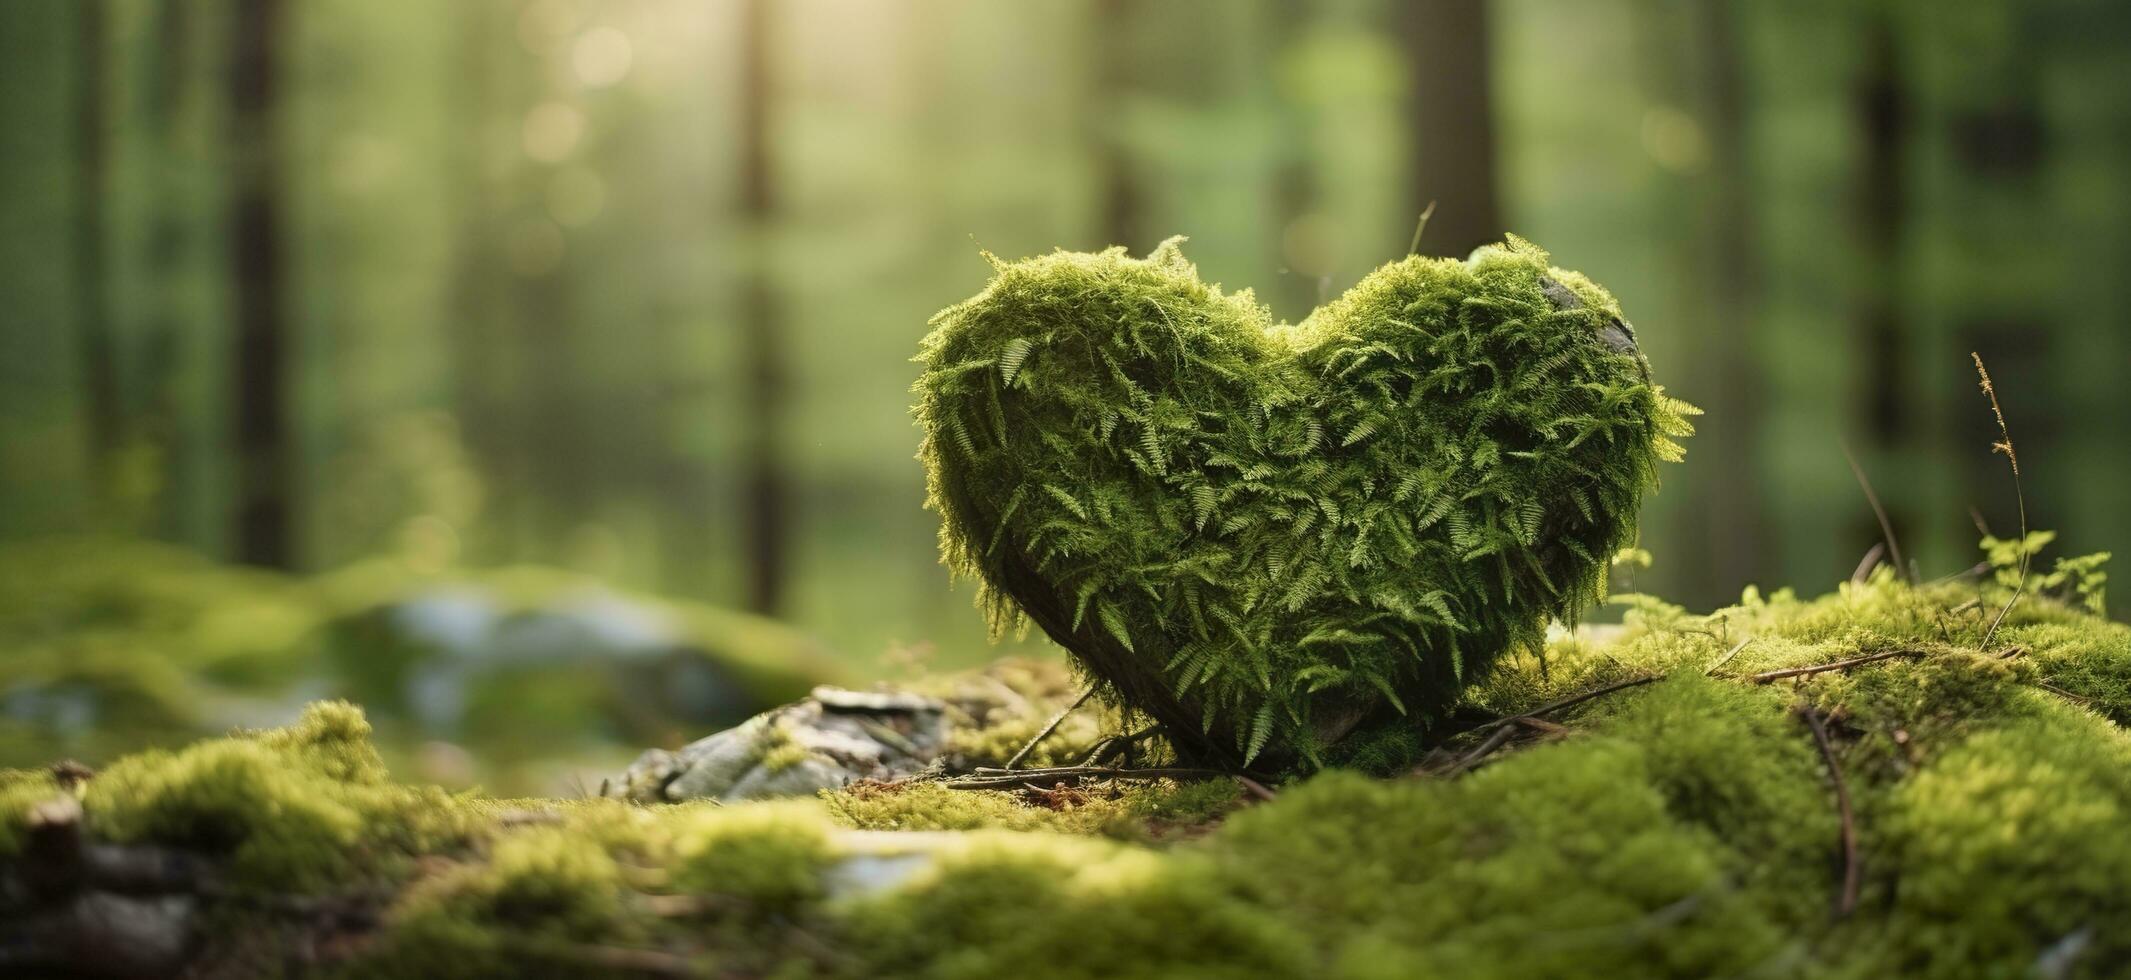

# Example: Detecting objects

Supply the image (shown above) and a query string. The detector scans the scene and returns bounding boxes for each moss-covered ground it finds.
[5,572,2130,978]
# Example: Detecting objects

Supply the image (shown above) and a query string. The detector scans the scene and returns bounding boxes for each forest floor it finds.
[5,570,2131,979]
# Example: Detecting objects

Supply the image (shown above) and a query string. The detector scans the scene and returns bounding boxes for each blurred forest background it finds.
[3,0,2127,698]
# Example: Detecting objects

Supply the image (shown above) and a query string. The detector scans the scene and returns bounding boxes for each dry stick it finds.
[946,766,1231,791]
[1406,201,1438,256]
[1972,353,2028,647]
[1236,775,1279,802]
[1751,649,1928,684]
[1510,715,1573,736]
[1444,726,1518,775]
[1706,638,1753,676]
[1849,542,1886,586]
[1842,441,1911,583]
[1465,674,1662,736]
[1004,687,1095,770]
[1796,703,1860,919]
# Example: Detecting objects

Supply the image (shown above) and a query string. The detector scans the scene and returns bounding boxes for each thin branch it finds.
[945,765,1231,791]
[1850,541,1885,586]
[1078,723,1159,767]
[1972,353,2027,647]
[1236,775,1278,802]
[1442,725,1517,776]
[1004,687,1094,770]
[1465,674,1662,736]
[1706,638,1753,676]
[1509,715,1573,736]
[1751,650,1926,684]
[1406,201,1438,256]
[1796,703,1859,919]
[1842,441,1910,583]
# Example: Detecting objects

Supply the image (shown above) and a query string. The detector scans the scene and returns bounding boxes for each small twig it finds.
[1443,726,1517,775]
[1236,776,1278,803]
[1850,541,1886,586]
[1078,723,1160,767]
[1705,638,1752,676]
[1995,645,2028,661]
[945,766,1231,791]
[1407,201,1438,256]
[1510,716,1573,736]
[1004,687,1094,770]
[1466,674,1662,736]
[1751,650,1927,684]
[1842,441,1910,583]
[1972,353,2027,647]
[1796,703,1859,918]
[2036,682,2092,704]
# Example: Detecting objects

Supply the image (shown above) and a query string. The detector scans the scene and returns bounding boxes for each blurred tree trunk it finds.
[1856,21,1906,452]
[73,0,121,488]
[738,0,789,614]
[1264,1,1318,317]
[1851,16,1912,565]
[1688,0,1769,598]
[144,1,198,541]
[446,0,520,561]
[1399,0,1501,257]
[1091,0,1141,250]
[227,0,295,567]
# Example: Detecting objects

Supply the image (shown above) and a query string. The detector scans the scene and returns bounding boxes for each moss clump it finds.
[79,701,472,892]
[916,237,1696,766]
[822,777,1238,840]
[670,800,834,906]
[837,833,1314,980]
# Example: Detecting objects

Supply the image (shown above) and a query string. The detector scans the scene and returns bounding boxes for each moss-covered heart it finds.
[916,237,1695,767]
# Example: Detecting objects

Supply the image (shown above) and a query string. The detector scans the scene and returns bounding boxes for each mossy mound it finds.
[6,575,2131,978]
[0,538,834,792]
[916,238,1698,767]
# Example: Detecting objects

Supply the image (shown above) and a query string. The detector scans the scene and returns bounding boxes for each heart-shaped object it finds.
[916,237,1694,766]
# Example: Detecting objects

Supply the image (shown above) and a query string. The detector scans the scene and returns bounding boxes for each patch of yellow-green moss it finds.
[9,574,2131,978]
[80,701,474,892]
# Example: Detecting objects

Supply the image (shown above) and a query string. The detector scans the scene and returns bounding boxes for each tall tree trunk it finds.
[1091,0,1141,251]
[145,0,198,541]
[737,0,789,615]
[227,0,295,567]
[1399,0,1502,257]
[73,0,121,487]
[1687,0,1769,599]
[1265,1,1317,317]
[1852,17,1909,565]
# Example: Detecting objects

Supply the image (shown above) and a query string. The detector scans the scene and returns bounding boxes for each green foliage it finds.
[1983,529,2110,615]
[916,237,1691,764]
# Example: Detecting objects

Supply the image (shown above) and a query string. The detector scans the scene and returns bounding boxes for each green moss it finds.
[80,701,471,892]
[837,833,1313,980]
[824,780,1140,838]
[12,576,2131,979]
[1870,706,2131,972]
[917,238,1696,766]
[669,800,834,906]
[0,767,63,857]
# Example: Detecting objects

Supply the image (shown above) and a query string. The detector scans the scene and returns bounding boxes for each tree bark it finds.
[1689,0,1769,601]
[1399,0,1502,258]
[738,0,790,615]
[227,0,295,567]
[73,0,121,486]
[1091,0,1141,251]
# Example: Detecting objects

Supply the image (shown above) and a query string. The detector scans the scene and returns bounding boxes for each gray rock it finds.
[609,686,949,803]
